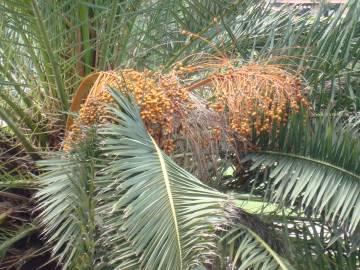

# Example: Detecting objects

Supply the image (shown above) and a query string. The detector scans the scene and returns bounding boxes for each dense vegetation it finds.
[0,0,359,269]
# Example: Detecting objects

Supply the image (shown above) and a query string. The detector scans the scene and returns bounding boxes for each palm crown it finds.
[0,0,359,269]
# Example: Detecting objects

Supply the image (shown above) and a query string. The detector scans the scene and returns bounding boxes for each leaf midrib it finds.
[150,136,183,269]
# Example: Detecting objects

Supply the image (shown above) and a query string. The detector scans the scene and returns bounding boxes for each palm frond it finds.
[221,224,293,270]
[0,108,40,160]
[35,129,99,269]
[247,112,360,234]
[96,89,232,269]
[270,212,360,270]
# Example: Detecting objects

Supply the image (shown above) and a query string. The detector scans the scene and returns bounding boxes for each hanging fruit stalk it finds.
[64,62,309,153]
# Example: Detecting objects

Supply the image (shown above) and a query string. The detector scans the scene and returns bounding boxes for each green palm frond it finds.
[95,89,294,270]
[1,0,68,110]
[258,210,360,270]
[221,224,293,270]
[35,130,99,269]
[247,113,360,234]
[96,89,232,269]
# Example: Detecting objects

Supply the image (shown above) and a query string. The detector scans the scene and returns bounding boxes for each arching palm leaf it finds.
[96,89,296,270]
[247,113,360,234]
[96,89,232,269]
[35,131,99,269]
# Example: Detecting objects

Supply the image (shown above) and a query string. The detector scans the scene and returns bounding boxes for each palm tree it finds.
[0,0,359,269]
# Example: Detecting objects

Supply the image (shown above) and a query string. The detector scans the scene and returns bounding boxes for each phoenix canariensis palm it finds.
[1,0,360,269]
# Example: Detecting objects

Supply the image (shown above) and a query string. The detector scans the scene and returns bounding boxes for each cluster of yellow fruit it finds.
[64,63,309,153]
[208,64,308,138]
[63,91,113,152]
[64,70,190,153]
